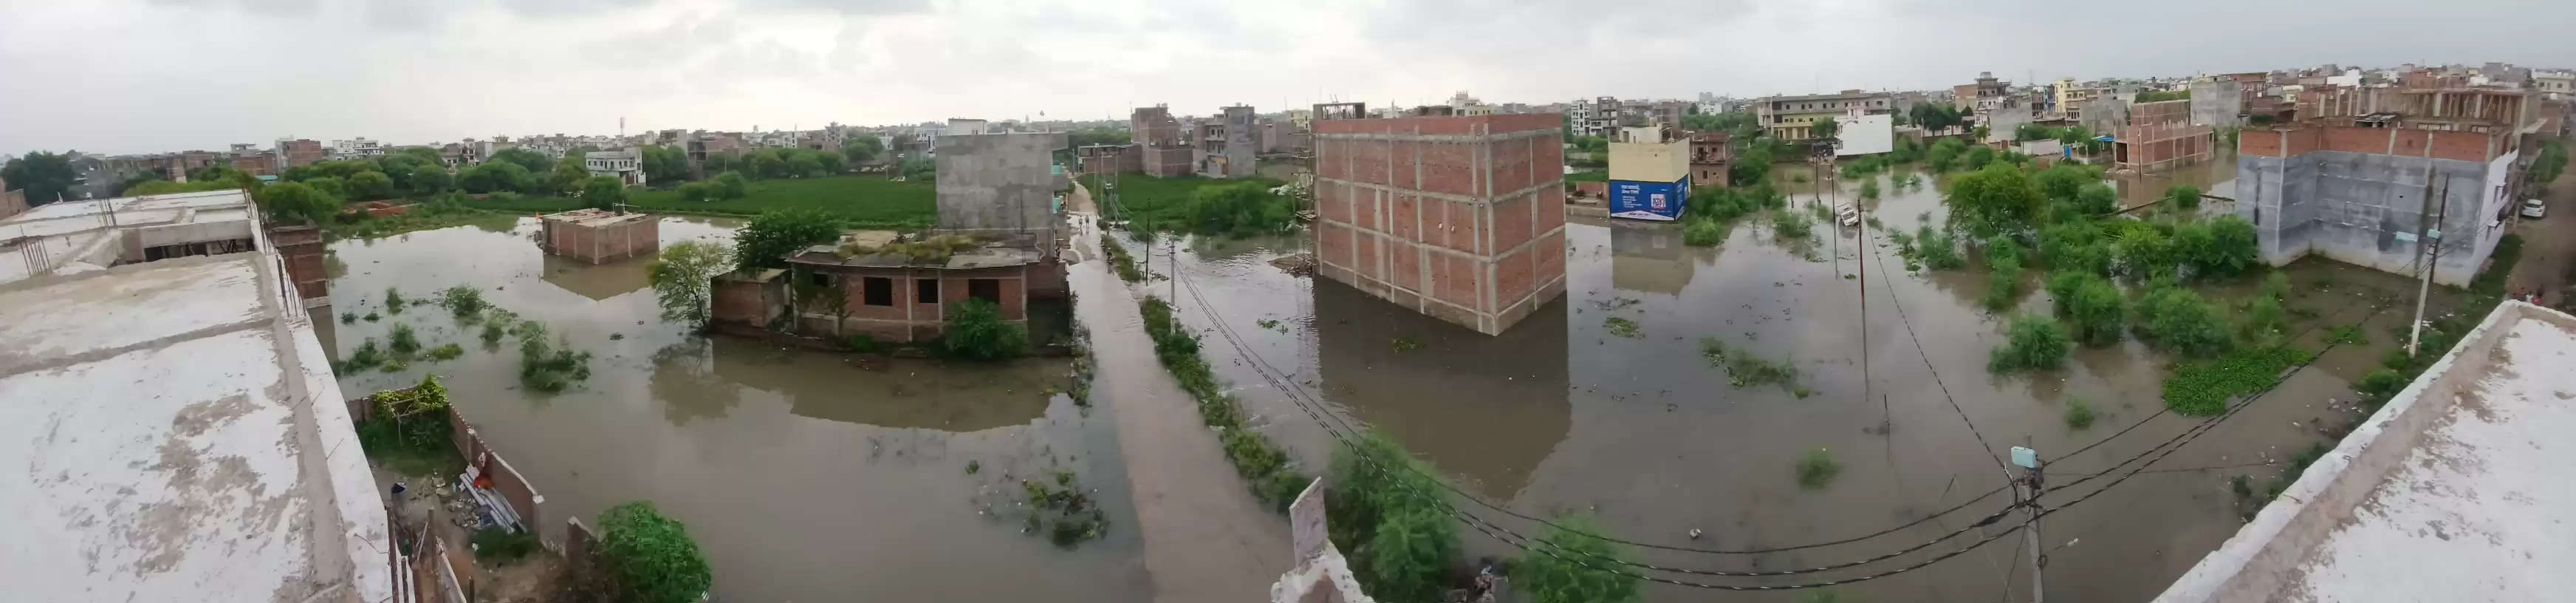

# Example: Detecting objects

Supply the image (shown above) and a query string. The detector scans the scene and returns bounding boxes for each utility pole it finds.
[2012,446,2045,603]
[2408,173,2452,356]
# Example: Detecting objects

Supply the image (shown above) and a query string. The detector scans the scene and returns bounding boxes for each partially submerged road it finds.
[1067,180,1290,602]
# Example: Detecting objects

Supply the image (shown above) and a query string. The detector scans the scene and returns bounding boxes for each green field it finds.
[1089,173,1285,226]
[452,175,939,228]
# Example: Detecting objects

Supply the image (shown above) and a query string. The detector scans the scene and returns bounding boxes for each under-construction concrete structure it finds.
[1131,106,1193,177]
[1197,105,1258,179]
[2236,86,2533,285]
[936,130,1069,245]
[2111,99,2217,172]
[1309,107,1566,335]
[539,208,660,265]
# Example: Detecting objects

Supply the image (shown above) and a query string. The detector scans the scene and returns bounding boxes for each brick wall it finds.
[803,264,1033,341]
[1309,113,1566,335]
[710,273,782,328]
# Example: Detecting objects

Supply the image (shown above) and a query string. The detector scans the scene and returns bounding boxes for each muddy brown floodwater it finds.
[1145,163,2467,602]
[319,217,1148,602]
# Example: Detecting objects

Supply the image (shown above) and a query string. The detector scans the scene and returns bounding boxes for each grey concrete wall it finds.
[2237,151,2498,285]
[1203,106,1257,179]
[936,132,1066,236]
[2188,80,2244,128]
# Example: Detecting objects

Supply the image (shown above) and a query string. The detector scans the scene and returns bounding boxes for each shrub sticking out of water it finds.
[436,285,487,320]
[388,323,422,357]
[383,287,406,314]
[1603,316,1642,338]
[1389,336,1421,352]
[363,312,381,322]
[1914,225,1964,270]
[1019,471,1110,548]
[1796,448,1841,489]
[1699,337,1801,392]
[513,321,594,393]
[965,460,980,474]
[1987,313,2070,373]
[2063,397,2097,430]
[1682,214,1724,247]
[424,344,465,361]
[343,338,388,372]
[339,312,356,324]
[1772,208,1814,242]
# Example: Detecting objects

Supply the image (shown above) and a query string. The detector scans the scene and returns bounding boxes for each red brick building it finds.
[1309,109,1567,335]
[538,208,659,264]
[774,231,1064,342]
[276,139,326,168]
[1688,132,1732,188]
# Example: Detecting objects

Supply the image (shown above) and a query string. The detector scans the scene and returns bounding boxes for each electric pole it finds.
[2012,446,2046,603]
[2408,173,2452,356]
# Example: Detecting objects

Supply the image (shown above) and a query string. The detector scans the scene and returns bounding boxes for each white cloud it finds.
[0,0,2570,156]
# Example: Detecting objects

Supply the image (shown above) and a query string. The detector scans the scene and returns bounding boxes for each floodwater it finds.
[1140,165,2459,602]
[321,217,1148,602]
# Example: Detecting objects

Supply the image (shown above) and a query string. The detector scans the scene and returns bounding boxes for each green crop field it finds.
[631,176,937,227]
[1089,174,1284,226]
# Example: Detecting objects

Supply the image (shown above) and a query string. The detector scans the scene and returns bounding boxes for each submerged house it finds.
[712,130,1070,343]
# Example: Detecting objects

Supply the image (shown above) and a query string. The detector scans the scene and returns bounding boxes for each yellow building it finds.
[1755,91,1894,140]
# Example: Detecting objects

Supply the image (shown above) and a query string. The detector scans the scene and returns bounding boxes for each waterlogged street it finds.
[315,160,2472,602]
[1140,160,2462,602]
[322,217,1148,602]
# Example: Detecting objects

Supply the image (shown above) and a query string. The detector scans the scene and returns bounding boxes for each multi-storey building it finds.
[1755,90,1894,141]
[1309,105,1566,335]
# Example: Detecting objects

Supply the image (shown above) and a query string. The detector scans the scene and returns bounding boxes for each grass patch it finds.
[2162,346,2310,416]
[2063,397,2096,430]
[2325,324,2368,345]
[1106,174,1289,232]
[424,344,465,361]
[1700,337,1802,392]
[1603,316,1642,338]
[470,526,540,563]
[1795,448,1840,489]
[388,323,422,356]
[1019,471,1111,548]
[1138,295,1307,511]
[322,196,524,241]
[510,321,594,393]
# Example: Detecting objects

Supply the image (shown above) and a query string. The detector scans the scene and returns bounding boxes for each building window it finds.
[969,279,1001,304]
[917,279,940,304]
[806,270,832,289]
[863,276,894,307]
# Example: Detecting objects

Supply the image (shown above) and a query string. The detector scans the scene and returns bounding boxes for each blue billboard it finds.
[1609,177,1690,222]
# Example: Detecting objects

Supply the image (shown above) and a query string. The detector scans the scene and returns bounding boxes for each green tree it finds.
[2136,286,2231,358]
[1510,516,1643,603]
[595,502,713,603]
[459,161,532,194]
[2112,222,2177,281]
[346,170,394,200]
[3,151,79,205]
[2165,184,2203,210]
[408,165,452,197]
[648,242,732,328]
[1944,163,2044,234]
[2032,164,2092,202]
[1184,181,1293,236]
[2038,221,2111,276]
[752,150,789,180]
[702,152,735,176]
[1730,143,1772,185]
[2047,271,2127,346]
[815,150,847,174]
[732,208,842,272]
[304,176,347,199]
[942,298,1028,360]
[549,158,589,194]
[1327,431,1461,603]
[580,175,627,209]
[713,171,750,200]
[487,148,552,175]
[1925,137,1967,171]
[842,137,886,163]
[2532,139,2566,185]
[1809,117,1840,146]
[257,181,341,224]
[641,146,691,184]
[786,152,824,178]
[674,181,713,203]
[1990,313,2072,372]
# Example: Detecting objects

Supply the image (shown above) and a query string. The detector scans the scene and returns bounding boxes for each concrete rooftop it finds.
[0,196,388,602]
[2157,302,2576,602]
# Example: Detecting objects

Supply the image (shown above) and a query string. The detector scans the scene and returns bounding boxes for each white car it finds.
[2524,198,2547,219]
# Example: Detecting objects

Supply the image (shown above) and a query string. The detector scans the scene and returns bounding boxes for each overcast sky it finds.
[2,0,2569,157]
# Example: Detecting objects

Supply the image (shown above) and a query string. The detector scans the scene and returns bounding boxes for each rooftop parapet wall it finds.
[2237,125,2498,163]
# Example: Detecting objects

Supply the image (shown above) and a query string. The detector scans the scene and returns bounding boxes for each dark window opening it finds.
[863,276,894,307]
[806,270,831,289]
[969,279,1001,304]
[917,279,941,304]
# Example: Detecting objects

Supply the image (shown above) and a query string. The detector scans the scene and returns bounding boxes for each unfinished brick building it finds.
[1131,105,1193,177]
[1310,108,1566,335]
[2237,86,2533,285]
[1688,132,1732,188]
[538,208,659,264]
[2114,99,2216,172]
